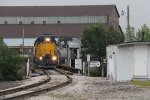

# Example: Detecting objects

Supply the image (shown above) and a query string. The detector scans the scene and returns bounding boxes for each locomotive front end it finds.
[34,33,59,68]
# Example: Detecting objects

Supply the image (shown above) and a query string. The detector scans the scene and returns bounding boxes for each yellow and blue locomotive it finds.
[34,33,60,68]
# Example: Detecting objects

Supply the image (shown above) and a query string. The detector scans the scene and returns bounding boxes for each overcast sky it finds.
[0,0,149,32]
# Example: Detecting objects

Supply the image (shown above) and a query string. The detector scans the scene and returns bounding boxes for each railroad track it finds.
[0,68,72,100]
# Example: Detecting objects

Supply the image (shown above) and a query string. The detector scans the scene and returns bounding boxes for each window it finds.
[31,21,34,25]
[4,21,8,25]
[43,21,46,25]
[57,20,61,24]
[19,21,22,25]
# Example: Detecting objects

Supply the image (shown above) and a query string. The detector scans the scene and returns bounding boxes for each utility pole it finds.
[23,28,24,58]
[126,5,134,42]
[22,28,24,80]
[127,5,130,42]
[127,5,130,33]
[58,20,61,48]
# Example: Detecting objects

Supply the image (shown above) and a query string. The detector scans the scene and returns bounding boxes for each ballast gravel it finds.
[1,73,150,100]
[24,75,150,100]
[0,75,47,91]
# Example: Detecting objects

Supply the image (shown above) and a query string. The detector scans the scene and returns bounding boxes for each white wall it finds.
[117,45,133,81]
[107,45,118,81]
[133,45,148,77]
[147,45,150,78]
[107,43,150,81]
[4,38,36,46]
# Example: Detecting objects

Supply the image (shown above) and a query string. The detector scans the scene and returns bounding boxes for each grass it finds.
[131,80,150,88]
[49,93,86,100]
[49,93,76,100]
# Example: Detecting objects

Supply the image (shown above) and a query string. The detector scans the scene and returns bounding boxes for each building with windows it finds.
[0,5,121,67]
[0,5,121,39]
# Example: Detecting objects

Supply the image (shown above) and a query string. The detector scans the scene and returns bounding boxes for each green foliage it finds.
[88,67,101,77]
[85,64,107,77]
[135,24,150,41]
[49,93,76,99]
[124,27,136,42]
[81,24,124,77]
[0,37,23,81]
[81,23,124,61]
[0,36,6,46]
[82,24,106,59]
[132,80,150,88]
[106,26,124,45]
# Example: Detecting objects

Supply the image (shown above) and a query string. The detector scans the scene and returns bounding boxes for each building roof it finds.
[107,42,150,48]
[0,5,119,17]
[0,24,92,38]
[118,42,150,46]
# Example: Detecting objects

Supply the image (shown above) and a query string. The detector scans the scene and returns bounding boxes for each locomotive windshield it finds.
[34,33,56,45]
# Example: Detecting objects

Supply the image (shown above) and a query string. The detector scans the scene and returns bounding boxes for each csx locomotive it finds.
[34,33,60,68]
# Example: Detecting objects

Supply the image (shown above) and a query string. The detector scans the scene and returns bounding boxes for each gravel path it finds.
[25,75,150,100]
[0,69,46,91]
[0,75,47,91]
[1,75,150,100]
[0,81,23,90]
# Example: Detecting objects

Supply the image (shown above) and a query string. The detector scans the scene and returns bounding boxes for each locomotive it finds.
[34,33,60,68]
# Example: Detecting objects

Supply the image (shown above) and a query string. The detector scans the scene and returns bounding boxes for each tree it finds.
[0,36,6,46]
[106,26,124,46]
[135,24,150,41]
[124,27,135,42]
[81,24,124,61]
[0,36,23,81]
[81,24,124,77]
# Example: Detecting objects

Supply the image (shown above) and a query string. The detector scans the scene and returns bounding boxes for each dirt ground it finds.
[24,75,150,100]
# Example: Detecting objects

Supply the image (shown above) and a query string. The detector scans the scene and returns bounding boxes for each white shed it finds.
[107,42,150,81]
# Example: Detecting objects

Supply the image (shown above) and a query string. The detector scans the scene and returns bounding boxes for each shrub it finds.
[0,37,23,81]
[85,65,107,77]
[89,67,101,77]
[86,63,107,77]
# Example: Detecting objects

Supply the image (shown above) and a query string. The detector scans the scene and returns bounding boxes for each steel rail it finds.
[0,68,72,100]
[55,68,73,75]
[0,69,50,96]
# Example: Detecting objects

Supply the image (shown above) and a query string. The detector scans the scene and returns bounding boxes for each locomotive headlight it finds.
[52,56,57,61]
[39,56,43,60]
[45,37,50,42]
